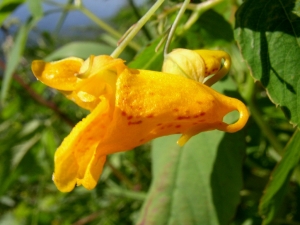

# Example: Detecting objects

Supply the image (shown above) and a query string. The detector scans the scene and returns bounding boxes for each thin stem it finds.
[45,0,141,51]
[128,0,152,41]
[244,76,284,155]
[54,0,73,34]
[80,7,141,51]
[111,0,165,58]
[106,160,135,189]
[183,0,223,32]
[164,0,190,57]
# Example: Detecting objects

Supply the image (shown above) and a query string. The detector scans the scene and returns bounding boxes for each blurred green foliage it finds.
[0,0,300,224]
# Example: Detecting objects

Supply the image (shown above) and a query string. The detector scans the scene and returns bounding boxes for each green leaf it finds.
[137,132,245,225]
[259,129,300,225]
[0,0,25,26]
[137,78,246,225]
[191,9,234,47]
[26,0,43,19]
[11,134,40,169]
[1,25,28,105]
[128,38,164,71]
[1,18,38,105]
[235,0,300,126]
[44,41,116,61]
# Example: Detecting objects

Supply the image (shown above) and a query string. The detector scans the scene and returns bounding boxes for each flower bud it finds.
[162,49,231,86]
[162,48,206,82]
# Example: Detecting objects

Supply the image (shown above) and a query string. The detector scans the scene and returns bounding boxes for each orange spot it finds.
[157,123,162,126]
[173,108,179,112]
[175,125,181,128]
[147,114,154,118]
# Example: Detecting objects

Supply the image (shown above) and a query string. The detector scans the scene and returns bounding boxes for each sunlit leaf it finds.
[0,0,25,26]
[235,0,300,126]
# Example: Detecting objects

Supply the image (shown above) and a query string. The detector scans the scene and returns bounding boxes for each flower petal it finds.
[95,68,249,155]
[66,55,125,111]
[53,96,112,192]
[31,57,83,91]
[194,50,231,86]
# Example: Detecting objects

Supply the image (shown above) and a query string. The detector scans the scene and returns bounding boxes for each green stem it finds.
[183,0,223,31]
[164,0,190,56]
[244,75,284,155]
[110,0,165,58]
[54,0,73,34]
[45,0,141,51]
[80,7,141,51]
[128,0,152,41]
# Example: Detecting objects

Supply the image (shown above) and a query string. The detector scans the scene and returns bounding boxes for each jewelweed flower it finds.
[163,48,231,86]
[31,54,249,192]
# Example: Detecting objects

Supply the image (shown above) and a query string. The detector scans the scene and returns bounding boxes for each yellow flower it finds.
[162,48,231,86]
[31,54,249,192]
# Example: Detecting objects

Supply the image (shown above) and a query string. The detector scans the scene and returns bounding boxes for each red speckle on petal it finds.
[121,111,127,116]
[194,112,206,118]
[175,125,181,128]
[127,115,133,120]
[157,123,162,126]
[128,120,143,125]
